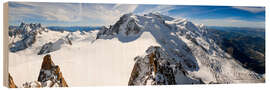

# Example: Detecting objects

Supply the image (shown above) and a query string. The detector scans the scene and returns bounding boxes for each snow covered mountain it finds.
[96,12,264,84]
[9,22,47,52]
[8,23,97,55]
[8,13,264,87]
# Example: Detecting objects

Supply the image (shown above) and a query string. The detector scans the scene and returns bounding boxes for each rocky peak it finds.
[112,13,141,36]
[128,46,203,85]
[29,23,42,30]
[97,13,142,38]
[96,26,112,39]
[111,13,134,34]
[40,55,55,70]
[37,54,68,87]
[16,22,45,34]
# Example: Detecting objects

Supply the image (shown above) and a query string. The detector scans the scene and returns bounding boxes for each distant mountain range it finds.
[46,26,101,32]
[207,27,265,74]
[207,26,265,32]
[9,25,264,35]
[207,26,265,39]
[9,25,102,32]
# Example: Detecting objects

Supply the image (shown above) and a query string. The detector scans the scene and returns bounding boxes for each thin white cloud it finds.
[136,5,175,15]
[9,2,82,22]
[80,4,138,25]
[9,2,138,26]
[191,18,265,28]
[232,6,265,13]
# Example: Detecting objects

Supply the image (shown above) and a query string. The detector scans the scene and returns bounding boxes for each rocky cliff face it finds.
[37,54,68,87]
[128,46,203,85]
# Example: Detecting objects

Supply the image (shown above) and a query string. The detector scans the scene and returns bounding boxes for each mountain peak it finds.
[9,22,47,52]
[97,13,190,40]
[16,22,45,33]
[95,13,264,84]
[37,54,68,87]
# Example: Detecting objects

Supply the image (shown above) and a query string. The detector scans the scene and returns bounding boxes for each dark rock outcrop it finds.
[38,42,54,55]
[128,46,203,85]
[38,36,72,55]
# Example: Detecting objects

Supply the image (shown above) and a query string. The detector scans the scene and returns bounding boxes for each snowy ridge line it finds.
[97,12,264,84]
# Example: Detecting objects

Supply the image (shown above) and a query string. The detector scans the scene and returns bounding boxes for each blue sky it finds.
[8,2,265,28]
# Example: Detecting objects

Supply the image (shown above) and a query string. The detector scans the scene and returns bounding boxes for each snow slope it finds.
[9,29,160,86]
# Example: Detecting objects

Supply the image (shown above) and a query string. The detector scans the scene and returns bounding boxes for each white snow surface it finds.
[9,29,160,86]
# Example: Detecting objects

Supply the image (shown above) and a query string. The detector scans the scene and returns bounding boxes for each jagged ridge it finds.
[9,22,47,52]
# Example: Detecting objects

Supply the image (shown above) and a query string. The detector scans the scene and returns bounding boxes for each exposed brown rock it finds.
[37,54,68,87]
[8,73,17,88]
[41,54,55,70]
[55,66,68,87]
[149,53,157,74]
[128,62,140,85]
